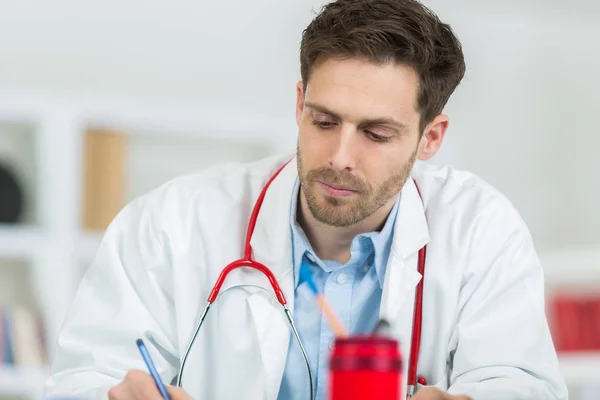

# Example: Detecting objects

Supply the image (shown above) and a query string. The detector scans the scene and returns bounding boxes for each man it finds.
[44,0,568,399]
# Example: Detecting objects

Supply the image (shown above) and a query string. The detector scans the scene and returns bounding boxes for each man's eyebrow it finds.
[305,102,342,119]
[304,101,408,133]
[359,117,408,133]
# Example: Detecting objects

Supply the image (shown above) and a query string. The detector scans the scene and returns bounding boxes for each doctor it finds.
[44,0,568,399]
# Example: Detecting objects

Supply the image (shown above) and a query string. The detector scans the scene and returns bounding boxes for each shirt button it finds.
[336,273,347,284]
[363,264,371,273]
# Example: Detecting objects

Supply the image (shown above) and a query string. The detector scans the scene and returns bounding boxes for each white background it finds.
[1,0,598,251]
[0,0,599,399]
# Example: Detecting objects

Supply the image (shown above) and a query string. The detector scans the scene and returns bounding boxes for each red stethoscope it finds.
[175,161,428,399]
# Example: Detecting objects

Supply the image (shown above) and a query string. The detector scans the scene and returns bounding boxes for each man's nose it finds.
[328,126,358,171]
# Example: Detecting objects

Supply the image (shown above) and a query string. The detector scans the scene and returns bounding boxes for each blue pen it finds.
[136,338,172,400]
[299,260,347,337]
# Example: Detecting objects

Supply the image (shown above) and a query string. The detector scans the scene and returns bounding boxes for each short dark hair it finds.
[300,0,466,133]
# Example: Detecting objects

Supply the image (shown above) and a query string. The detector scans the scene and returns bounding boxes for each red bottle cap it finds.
[330,336,402,372]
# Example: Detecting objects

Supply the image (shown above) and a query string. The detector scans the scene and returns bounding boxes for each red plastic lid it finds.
[330,335,402,372]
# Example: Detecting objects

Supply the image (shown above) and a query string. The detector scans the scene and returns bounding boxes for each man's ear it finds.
[296,81,305,127]
[417,114,449,160]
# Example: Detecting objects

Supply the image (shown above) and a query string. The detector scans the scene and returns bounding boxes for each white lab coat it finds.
[44,153,568,400]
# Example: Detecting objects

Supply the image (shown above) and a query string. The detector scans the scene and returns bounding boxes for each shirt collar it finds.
[369,192,400,286]
[289,177,401,288]
[290,179,315,287]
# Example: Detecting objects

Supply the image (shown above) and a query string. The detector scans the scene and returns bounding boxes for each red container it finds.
[329,336,403,400]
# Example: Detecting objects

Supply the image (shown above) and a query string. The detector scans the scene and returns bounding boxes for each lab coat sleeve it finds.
[445,196,569,400]
[43,192,178,399]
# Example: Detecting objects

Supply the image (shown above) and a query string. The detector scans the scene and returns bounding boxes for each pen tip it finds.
[299,262,318,294]
[371,319,392,336]
[136,338,144,346]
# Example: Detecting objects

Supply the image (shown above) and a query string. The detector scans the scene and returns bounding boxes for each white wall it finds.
[0,0,324,119]
[125,134,273,202]
[423,2,600,251]
[1,0,599,254]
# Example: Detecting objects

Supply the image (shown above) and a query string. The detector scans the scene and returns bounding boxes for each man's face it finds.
[296,57,423,227]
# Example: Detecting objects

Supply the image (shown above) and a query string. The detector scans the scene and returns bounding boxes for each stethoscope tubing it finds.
[176,285,314,400]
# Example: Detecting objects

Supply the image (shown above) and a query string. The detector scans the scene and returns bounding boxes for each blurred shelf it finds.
[540,246,600,285]
[0,365,48,397]
[76,230,104,262]
[0,224,45,260]
[0,225,108,264]
[559,351,600,384]
[0,91,295,151]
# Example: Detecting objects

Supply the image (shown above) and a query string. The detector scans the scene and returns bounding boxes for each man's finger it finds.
[412,386,442,399]
[126,370,165,400]
[413,387,473,400]
[166,385,195,400]
[107,384,127,400]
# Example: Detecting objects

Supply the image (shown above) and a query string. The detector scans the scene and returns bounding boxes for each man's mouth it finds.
[316,181,358,197]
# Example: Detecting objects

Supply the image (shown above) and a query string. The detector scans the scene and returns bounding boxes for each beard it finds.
[296,147,417,227]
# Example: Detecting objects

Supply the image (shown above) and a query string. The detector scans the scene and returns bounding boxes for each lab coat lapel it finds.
[380,176,429,371]
[247,156,297,400]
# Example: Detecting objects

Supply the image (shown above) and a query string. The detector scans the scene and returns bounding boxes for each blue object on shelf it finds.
[2,309,14,365]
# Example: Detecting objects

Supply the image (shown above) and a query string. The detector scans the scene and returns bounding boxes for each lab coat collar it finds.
[247,156,298,400]
[380,173,429,322]
[249,155,297,281]
[379,172,429,393]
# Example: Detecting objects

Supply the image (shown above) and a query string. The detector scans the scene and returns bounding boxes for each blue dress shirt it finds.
[277,178,401,400]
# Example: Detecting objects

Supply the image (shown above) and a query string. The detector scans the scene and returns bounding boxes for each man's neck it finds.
[297,190,398,264]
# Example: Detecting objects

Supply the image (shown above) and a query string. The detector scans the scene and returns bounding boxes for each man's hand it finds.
[108,370,194,400]
[412,386,472,400]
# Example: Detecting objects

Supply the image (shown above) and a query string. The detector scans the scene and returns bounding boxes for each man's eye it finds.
[312,119,336,129]
[365,130,391,142]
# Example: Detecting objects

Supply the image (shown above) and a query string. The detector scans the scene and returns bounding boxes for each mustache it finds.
[306,168,369,192]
